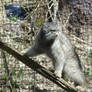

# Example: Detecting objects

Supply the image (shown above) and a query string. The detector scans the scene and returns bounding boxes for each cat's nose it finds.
[55,32,58,36]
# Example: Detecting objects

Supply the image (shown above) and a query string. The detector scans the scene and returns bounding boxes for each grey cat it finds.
[23,22,91,92]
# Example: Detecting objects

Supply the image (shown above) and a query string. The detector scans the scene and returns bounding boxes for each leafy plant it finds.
[85,68,92,76]
[88,49,92,58]
[1,74,7,80]
[36,19,43,27]
[17,68,23,78]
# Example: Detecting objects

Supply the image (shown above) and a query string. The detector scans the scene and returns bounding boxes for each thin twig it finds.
[70,35,92,47]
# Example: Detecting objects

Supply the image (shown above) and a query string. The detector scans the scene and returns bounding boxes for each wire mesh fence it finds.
[0,0,92,92]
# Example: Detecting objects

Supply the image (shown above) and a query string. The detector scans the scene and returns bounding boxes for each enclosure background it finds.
[0,0,92,92]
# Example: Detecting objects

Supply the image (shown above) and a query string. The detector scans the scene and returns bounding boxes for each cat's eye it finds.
[50,30,55,32]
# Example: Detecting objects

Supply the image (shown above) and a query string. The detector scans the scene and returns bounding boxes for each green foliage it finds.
[1,74,7,80]
[85,68,92,76]
[36,19,43,27]
[17,68,23,78]
[4,0,10,6]
[88,49,92,58]
[8,16,18,22]
[10,67,16,75]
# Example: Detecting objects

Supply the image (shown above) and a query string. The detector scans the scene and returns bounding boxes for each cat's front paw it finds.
[76,86,85,92]
[54,71,61,78]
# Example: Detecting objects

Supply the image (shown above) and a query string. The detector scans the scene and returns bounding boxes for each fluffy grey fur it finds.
[24,22,91,92]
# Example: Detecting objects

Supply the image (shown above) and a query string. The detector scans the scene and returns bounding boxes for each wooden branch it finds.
[0,41,78,92]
